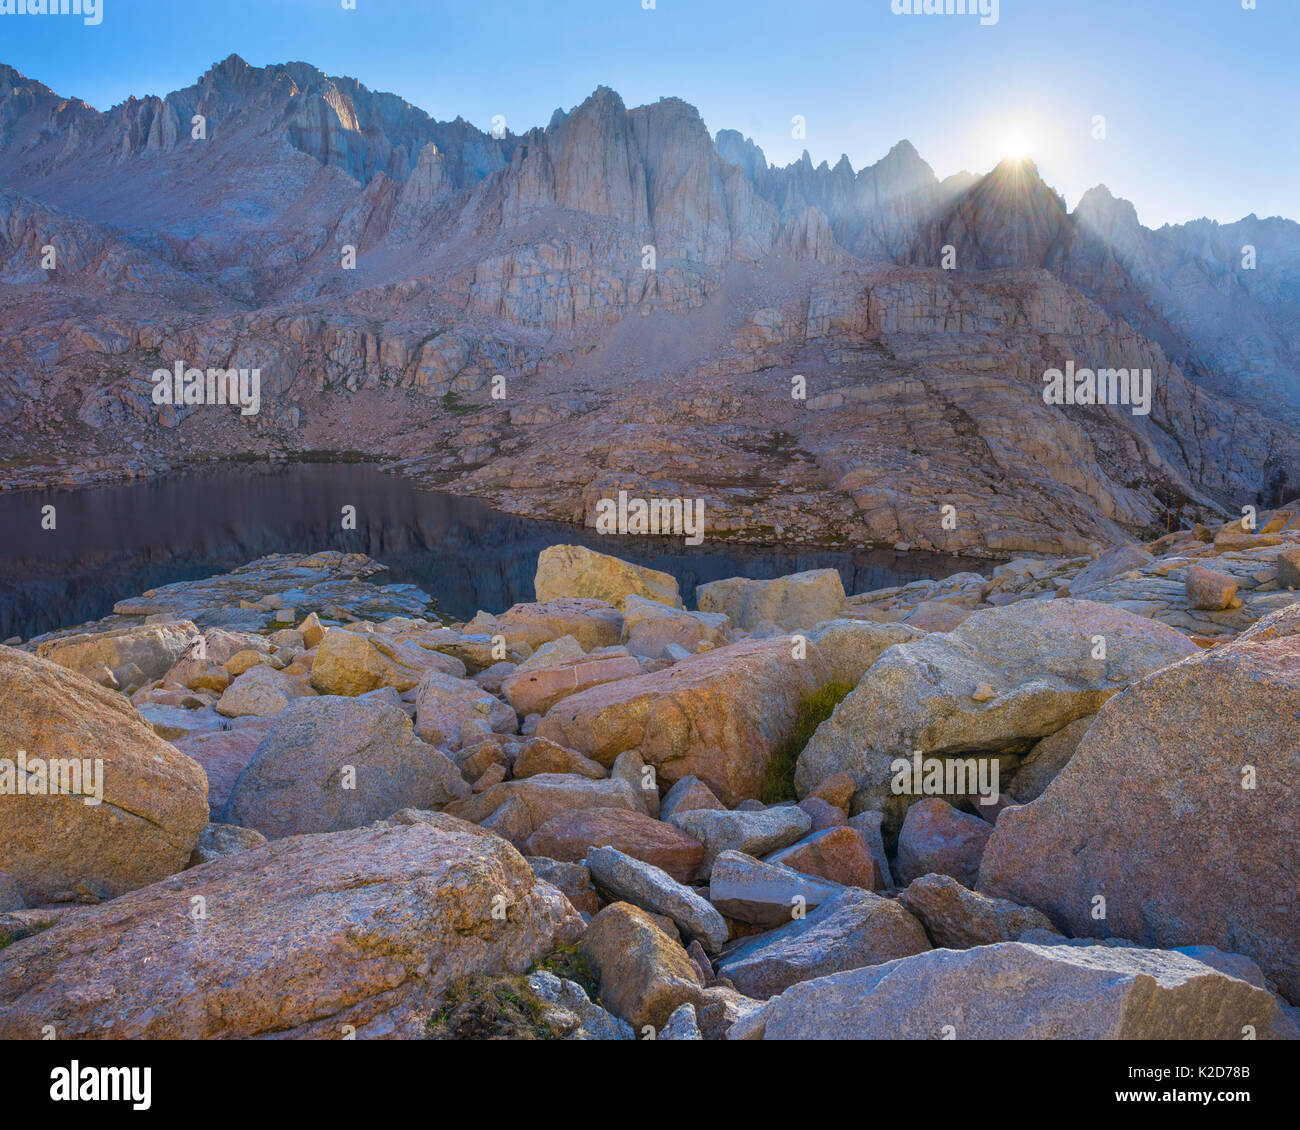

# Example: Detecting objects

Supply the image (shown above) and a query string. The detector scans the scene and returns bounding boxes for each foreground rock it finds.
[716,888,930,999]
[0,821,579,1039]
[980,616,1300,1002]
[577,902,705,1031]
[586,846,728,952]
[898,873,1058,948]
[796,599,1199,835]
[732,943,1285,1040]
[414,669,516,749]
[538,638,832,805]
[697,569,846,632]
[0,648,208,904]
[220,696,468,839]
[535,545,683,610]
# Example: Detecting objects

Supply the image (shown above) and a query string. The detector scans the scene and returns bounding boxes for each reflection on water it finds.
[0,463,995,639]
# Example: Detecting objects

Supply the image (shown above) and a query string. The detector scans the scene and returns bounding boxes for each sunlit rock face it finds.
[1,58,1297,554]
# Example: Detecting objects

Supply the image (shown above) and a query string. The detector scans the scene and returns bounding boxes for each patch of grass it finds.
[426,974,561,1041]
[530,944,600,1001]
[440,391,478,415]
[761,680,854,804]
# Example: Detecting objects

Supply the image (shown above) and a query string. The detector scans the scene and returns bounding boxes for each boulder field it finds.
[2,524,1298,1040]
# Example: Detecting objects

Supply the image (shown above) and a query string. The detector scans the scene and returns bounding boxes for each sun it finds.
[1004,133,1031,160]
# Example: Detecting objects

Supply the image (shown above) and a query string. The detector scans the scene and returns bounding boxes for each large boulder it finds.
[35,621,200,691]
[538,638,832,806]
[697,569,846,632]
[898,873,1058,948]
[219,696,468,839]
[494,598,624,651]
[716,887,931,999]
[523,808,703,884]
[979,626,1300,1003]
[0,821,579,1039]
[0,648,208,903]
[414,670,516,750]
[897,798,992,887]
[621,596,729,658]
[214,664,315,718]
[535,545,683,610]
[577,902,705,1031]
[732,943,1284,1040]
[444,773,643,847]
[707,850,844,926]
[795,600,1199,836]
[308,629,464,696]
[586,846,728,952]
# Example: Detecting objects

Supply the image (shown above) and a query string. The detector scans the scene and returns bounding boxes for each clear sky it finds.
[2,0,1294,228]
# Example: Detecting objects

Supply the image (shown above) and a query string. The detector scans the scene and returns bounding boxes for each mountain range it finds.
[2,54,1297,555]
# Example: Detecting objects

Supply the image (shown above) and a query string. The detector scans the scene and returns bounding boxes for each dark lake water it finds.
[0,462,995,640]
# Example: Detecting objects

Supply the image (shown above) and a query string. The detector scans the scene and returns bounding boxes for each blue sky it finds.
[1,0,1294,228]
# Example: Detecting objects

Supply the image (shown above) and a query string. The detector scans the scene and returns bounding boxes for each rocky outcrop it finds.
[0,647,208,903]
[0,821,579,1039]
[535,545,683,610]
[796,599,1198,835]
[979,621,1300,1002]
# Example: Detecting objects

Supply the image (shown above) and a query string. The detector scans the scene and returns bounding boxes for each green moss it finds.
[761,680,854,804]
[529,944,600,1002]
[426,974,561,1041]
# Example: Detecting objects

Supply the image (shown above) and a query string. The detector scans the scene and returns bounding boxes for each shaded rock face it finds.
[0,647,208,904]
[585,846,728,952]
[897,799,993,888]
[443,773,644,848]
[219,695,468,839]
[0,822,578,1039]
[979,630,1300,1003]
[795,599,1199,836]
[736,943,1283,1040]
[537,638,832,806]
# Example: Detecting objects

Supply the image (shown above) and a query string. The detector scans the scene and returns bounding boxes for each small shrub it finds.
[426,974,560,1041]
